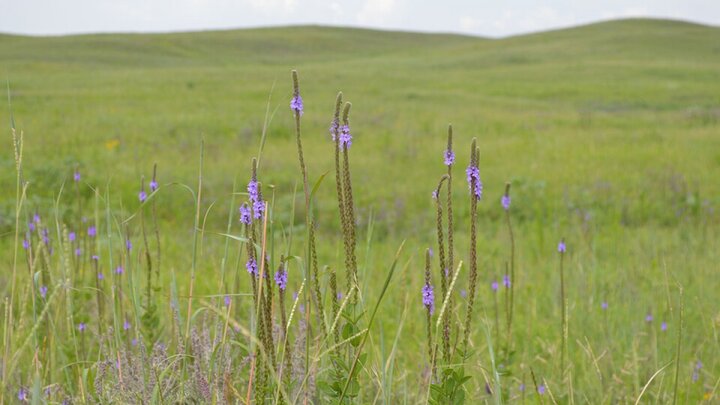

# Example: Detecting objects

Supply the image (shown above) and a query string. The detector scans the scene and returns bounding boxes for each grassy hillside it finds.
[0,18,718,402]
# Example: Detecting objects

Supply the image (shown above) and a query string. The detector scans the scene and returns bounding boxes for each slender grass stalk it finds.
[433,175,450,361]
[559,237,567,377]
[672,286,684,405]
[503,182,516,356]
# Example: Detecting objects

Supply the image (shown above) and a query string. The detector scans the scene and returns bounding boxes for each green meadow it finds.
[0,18,718,402]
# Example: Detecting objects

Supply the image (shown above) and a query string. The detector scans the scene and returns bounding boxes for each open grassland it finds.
[0,18,719,402]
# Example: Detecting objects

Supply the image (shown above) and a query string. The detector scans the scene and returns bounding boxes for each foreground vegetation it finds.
[0,18,719,403]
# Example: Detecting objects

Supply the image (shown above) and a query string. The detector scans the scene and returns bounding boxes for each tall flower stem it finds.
[462,139,480,355]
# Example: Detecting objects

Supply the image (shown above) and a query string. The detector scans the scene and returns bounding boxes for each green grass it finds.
[0,18,719,402]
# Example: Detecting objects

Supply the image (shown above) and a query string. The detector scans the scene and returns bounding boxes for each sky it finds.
[1,0,718,37]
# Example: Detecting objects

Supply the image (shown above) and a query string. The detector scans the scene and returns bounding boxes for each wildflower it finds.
[443,149,455,166]
[519,383,525,392]
[431,189,438,200]
[601,301,608,310]
[149,179,158,192]
[18,387,28,402]
[33,213,40,224]
[115,266,124,275]
[465,164,482,199]
[92,255,99,261]
[253,199,265,219]
[491,281,499,292]
[339,124,352,149]
[98,273,104,280]
[693,360,702,382]
[290,94,304,116]
[247,180,259,203]
[460,289,467,298]
[75,248,82,257]
[503,274,511,288]
[123,320,131,330]
[645,313,653,323]
[69,231,76,242]
[139,189,147,202]
[661,321,668,331]
[501,194,511,211]
[336,291,343,301]
[275,267,288,291]
[224,295,232,307]
[78,322,86,332]
[74,169,81,182]
[126,239,132,251]
[88,225,96,237]
[41,229,50,245]
[39,285,48,299]
[131,338,138,346]
[22,238,30,250]
[422,283,435,314]
[28,222,35,232]
[239,203,251,225]
[329,118,340,141]
[557,240,566,253]
[245,258,258,276]
[538,384,546,395]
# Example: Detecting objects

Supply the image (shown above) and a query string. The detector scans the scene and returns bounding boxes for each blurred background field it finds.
[1,18,719,401]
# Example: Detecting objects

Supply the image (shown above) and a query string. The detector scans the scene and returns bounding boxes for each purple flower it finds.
[78,322,86,332]
[115,266,124,275]
[224,295,232,307]
[123,320,131,330]
[431,190,438,200]
[149,179,158,192]
[74,169,81,182]
[693,360,702,382]
[443,149,455,166]
[39,285,48,299]
[601,301,608,310]
[28,222,36,232]
[661,321,667,331]
[518,383,525,392]
[139,190,147,202]
[253,199,265,219]
[422,283,435,314]
[339,124,352,149]
[75,248,82,257]
[336,291,343,300]
[33,213,41,224]
[275,267,288,291]
[246,258,258,276]
[460,289,467,298]
[503,274,511,288]
[97,273,104,280]
[538,384,546,395]
[22,238,30,250]
[491,281,499,292]
[88,226,96,237]
[69,231,76,242]
[41,229,50,245]
[18,387,28,401]
[126,239,132,251]
[557,241,566,253]
[290,95,304,116]
[131,338,138,346]
[239,203,251,225]
[247,180,259,203]
[645,313,653,323]
[501,195,511,211]
[465,165,482,200]
[428,248,433,258]
[330,119,340,141]
[92,255,99,261]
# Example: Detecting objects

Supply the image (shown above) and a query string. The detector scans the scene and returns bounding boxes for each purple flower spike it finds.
[491,281,499,292]
[501,195,511,211]
[538,385,546,395]
[78,322,86,332]
[275,267,288,291]
[239,203,251,225]
[443,149,455,166]
[645,313,653,323]
[39,285,48,299]
[422,283,435,314]
[465,165,482,200]
[88,226,96,237]
[75,248,82,257]
[431,190,438,200]
[253,200,265,219]
[33,213,41,224]
[557,241,566,253]
[74,169,81,182]
[115,266,124,275]
[28,222,36,232]
[518,383,525,392]
[98,273,104,280]
[339,124,352,149]
[224,295,232,307]
[69,232,76,242]
[18,387,28,401]
[290,95,304,116]
[336,291,343,300]
[126,239,132,251]
[22,239,30,250]
[661,321,668,331]
[139,190,147,202]
[247,180,259,203]
[503,274,511,288]
[149,179,158,192]
[601,301,608,310]
[246,258,258,276]
[92,255,99,261]
[123,320,131,330]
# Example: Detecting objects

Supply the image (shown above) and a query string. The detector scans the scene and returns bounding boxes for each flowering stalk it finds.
[462,139,480,354]
[444,124,455,363]
[502,182,516,355]
[558,238,567,376]
[433,174,451,361]
[422,248,435,377]
[309,220,326,337]
[340,102,358,302]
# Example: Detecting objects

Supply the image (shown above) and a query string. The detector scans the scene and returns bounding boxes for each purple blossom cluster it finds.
[465,165,482,200]
[557,240,566,253]
[239,203,251,225]
[246,258,258,276]
[339,124,352,149]
[422,283,435,314]
[501,194,511,210]
[290,95,304,116]
[443,149,455,166]
[274,266,288,291]
[247,179,264,219]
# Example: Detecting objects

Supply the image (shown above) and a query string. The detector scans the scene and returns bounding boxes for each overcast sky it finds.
[2,0,718,37]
